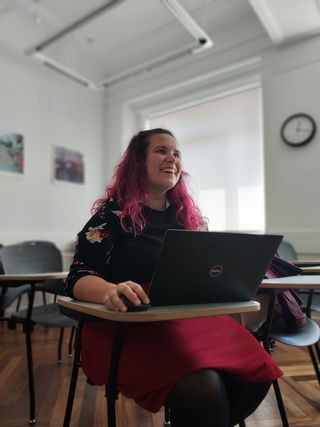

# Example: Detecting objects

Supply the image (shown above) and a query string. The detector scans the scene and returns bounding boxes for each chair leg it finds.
[68,326,76,356]
[315,341,320,363]
[63,325,81,427]
[106,323,123,427]
[272,380,289,427]
[42,291,47,305]
[25,325,36,424]
[238,420,246,427]
[105,384,118,427]
[58,328,64,363]
[164,405,171,426]
[307,345,320,384]
[25,290,36,424]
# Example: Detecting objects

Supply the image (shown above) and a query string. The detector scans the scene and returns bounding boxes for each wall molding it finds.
[128,55,262,126]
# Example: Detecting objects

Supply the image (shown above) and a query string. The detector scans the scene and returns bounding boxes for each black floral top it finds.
[65,199,184,298]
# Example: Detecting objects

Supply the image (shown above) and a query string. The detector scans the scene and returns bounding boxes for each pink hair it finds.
[92,129,206,234]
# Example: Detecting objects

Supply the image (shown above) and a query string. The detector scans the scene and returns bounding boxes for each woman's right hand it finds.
[103,280,150,312]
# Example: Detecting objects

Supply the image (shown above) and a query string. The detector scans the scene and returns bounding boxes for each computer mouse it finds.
[120,295,150,312]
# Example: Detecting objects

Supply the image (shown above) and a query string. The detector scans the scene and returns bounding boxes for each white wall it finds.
[262,36,320,255]
[0,44,106,252]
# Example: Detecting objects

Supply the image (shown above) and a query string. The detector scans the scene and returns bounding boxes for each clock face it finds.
[280,113,316,146]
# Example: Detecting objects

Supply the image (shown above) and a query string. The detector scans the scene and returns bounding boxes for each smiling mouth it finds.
[161,168,176,174]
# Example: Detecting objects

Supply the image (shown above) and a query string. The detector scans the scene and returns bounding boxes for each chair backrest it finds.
[277,241,297,262]
[0,241,63,274]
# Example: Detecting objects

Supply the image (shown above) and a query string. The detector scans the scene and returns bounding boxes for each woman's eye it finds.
[156,149,166,154]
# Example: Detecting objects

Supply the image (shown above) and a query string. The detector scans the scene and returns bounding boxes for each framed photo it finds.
[53,145,85,184]
[0,132,24,174]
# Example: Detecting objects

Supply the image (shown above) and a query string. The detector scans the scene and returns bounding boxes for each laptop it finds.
[148,230,283,306]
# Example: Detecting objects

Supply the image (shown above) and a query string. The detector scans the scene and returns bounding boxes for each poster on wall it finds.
[53,145,85,184]
[0,132,24,174]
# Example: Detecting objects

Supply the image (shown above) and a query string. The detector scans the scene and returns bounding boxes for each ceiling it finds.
[1,0,320,90]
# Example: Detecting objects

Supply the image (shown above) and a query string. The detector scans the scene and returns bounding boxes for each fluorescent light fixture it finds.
[161,0,213,52]
[98,44,196,87]
[32,51,98,90]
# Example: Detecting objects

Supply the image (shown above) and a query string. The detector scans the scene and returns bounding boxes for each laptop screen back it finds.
[149,230,282,306]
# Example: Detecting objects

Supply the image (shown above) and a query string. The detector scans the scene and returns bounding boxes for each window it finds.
[149,87,264,232]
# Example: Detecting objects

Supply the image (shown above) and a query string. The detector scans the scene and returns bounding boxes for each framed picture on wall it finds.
[0,132,24,175]
[53,145,85,185]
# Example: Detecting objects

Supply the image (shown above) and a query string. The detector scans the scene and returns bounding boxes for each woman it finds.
[65,128,282,427]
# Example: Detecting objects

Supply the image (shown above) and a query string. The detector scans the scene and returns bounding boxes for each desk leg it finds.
[25,287,36,424]
[106,322,122,427]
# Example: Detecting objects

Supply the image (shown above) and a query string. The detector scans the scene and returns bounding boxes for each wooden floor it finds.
[0,324,319,427]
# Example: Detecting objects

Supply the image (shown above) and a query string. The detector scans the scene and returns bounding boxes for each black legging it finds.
[165,369,271,427]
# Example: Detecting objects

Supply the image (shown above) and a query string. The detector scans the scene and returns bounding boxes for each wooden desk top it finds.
[0,272,69,282]
[301,265,320,274]
[261,275,320,290]
[58,297,260,323]
[291,259,320,267]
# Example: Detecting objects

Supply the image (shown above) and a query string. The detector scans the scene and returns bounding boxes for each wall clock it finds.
[280,113,316,147]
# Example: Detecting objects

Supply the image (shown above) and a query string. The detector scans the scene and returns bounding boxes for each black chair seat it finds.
[35,279,66,295]
[12,303,77,328]
[271,317,320,347]
[1,284,31,308]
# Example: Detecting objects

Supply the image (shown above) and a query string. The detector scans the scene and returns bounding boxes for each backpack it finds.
[264,256,307,332]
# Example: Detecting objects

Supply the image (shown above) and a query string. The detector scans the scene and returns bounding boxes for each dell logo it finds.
[209,265,223,278]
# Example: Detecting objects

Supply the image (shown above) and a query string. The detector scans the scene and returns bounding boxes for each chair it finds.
[0,245,31,323]
[275,242,320,377]
[59,310,171,427]
[59,305,250,427]
[299,285,320,364]
[23,240,66,300]
[1,241,65,316]
[277,241,297,262]
[0,241,77,424]
[2,241,75,360]
[256,290,320,427]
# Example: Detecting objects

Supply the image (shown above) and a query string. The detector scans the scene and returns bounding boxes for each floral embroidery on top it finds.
[86,224,109,244]
[73,260,84,265]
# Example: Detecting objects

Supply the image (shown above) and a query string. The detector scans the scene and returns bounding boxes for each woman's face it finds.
[145,133,181,195]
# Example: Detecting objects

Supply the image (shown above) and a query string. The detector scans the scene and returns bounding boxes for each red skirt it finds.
[81,315,282,413]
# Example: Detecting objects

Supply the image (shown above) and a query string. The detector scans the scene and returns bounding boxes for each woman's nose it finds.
[166,152,175,162]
